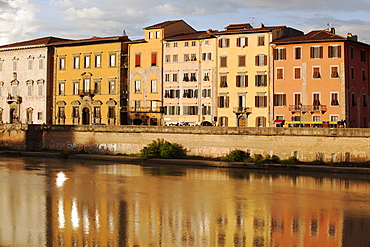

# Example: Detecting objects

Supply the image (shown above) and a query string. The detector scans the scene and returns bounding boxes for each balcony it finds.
[289,105,327,114]
[123,106,164,113]
[79,89,95,97]
[233,107,252,114]
[6,95,22,104]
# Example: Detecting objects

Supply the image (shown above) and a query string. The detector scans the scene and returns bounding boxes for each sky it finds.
[1,0,370,45]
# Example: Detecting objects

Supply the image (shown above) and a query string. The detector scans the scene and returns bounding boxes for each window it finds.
[39,58,44,69]
[220,56,227,67]
[331,66,339,78]
[328,45,341,58]
[108,106,115,118]
[218,95,229,108]
[164,89,180,99]
[148,32,153,39]
[173,42,178,47]
[58,107,65,118]
[276,68,284,80]
[173,73,178,82]
[238,55,246,67]
[331,93,339,106]
[202,89,211,98]
[135,53,141,67]
[330,115,339,121]
[156,31,160,39]
[184,41,189,47]
[191,53,197,61]
[294,67,301,79]
[58,82,65,95]
[37,84,43,96]
[274,94,286,106]
[37,112,42,120]
[352,93,356,106]
[173,54,178,62]
[310,46,323,59]
[236,37,248,47]
[236,75,248,87]
[184,54,190,61]
[94,80,100,94]
[183,72,189,82]
[165,73,170,82]
[134,80,141,93]
[202,105,211,115]
[11,85,17,96]
[255,74,267,87]
[93,54,101,68]
[191,41,196,46]
[203,72,210,81]
[94,107,101,118]
[362,69,367,81]
[183,106,198,115]
[313,93,320,109]
[255,55,267,66]
[183,89,198,98]
[204,40,209,46]
[294,93,301,106]
[165,55,170,63]
[84,55,90,68]
[363,94,368,107]
[73,82,79,95]
[72,107,79,118]
[73,56,79,69]
[190,73,197,81]
[350,46,354,59]
[256,116,266,127]
[109,54,116,67]
[274,48,286,60]
[361,50,367,62]
[59,58,65,70]
[258,36,265,46]
[27,84,32,96]
[0,61,3,71]
[219,38,230,48]
[151,52,157,66]
[28,59,33,70]
[313,67,321,79]
[151,79,157,93]
[351,67,355,80]
[312,115,321,121]
[83,79,90,92]
[202,53,212,61]
[255,95,267,108]
[220,75,228,87]
[164,106,180,115]
[165,43,170,48]
[294,47,302,60]
[109,80,115,94]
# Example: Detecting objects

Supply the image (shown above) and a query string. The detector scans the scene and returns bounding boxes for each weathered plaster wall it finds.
[1,124,369,162]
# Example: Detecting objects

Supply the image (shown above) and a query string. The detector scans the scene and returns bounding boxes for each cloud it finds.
[64,6,104,20]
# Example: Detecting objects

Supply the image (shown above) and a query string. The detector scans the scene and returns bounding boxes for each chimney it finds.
[206,29,213,34]
[347,33,358,42]
[259,23,264,28]
[330,27,335,34]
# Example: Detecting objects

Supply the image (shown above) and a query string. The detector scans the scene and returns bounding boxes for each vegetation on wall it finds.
[139,138,186,159]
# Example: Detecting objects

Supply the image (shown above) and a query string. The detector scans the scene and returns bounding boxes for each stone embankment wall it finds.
[0,124,369,162]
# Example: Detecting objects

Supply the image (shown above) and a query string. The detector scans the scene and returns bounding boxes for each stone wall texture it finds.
[1,124,369,162]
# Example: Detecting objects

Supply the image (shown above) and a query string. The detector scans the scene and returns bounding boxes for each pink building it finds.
[272,29,370,128]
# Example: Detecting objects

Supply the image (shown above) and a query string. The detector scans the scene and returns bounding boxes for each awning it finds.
[273,119,285,124]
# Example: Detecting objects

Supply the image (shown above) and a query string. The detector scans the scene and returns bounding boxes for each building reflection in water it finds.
[0,158,370,246]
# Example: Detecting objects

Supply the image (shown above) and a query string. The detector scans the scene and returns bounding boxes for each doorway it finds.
[82,107,90,125]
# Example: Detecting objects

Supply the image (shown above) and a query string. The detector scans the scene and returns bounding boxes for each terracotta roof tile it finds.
[50,36,130,46]
[144,20,183,30]
[164,31,216,41]
[0,36,72,49]
[273,30,347,44]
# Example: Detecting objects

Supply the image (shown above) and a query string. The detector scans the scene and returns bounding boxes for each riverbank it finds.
[2,150,370,175]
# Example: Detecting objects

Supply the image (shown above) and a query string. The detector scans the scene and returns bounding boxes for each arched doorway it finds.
[9,108,15,124]
[82,107,90,125]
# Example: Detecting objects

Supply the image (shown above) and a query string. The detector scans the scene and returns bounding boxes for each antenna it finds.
[122,30,127,36]
[250,17,255,27]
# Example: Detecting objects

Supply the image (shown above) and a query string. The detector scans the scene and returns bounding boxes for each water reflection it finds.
[0,157,370,246]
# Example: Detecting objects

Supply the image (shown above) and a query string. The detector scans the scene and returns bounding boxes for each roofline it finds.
[49,36,130,47]
[272,38,370,48]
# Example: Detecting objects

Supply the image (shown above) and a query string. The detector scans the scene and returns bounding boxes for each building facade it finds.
[272,29,370,128]
[128,20,197,125]
[0,37,70,124]
[53,36,130,125]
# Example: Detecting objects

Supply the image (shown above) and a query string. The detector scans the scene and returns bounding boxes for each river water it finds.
[0,156,369,247]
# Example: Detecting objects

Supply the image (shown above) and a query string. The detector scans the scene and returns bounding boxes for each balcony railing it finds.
[79,89,95,97]
[233,107,252,114]
[122,106,164,113]
[289,105,327,113]
[6,95,22,104]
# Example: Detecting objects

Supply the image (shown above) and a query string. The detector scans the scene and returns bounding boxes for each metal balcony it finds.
[124,106,164,113]
[233,107,252,114]
[6,95,22,104]
[79,89,95,97]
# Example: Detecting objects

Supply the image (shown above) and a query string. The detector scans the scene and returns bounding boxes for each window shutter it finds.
[328,46,332,58]
[217,97,221,107]
[264,55,267,65]
[176,90,180,98]
[263,75,267,86]
[226,96,230,108]
[282,49,286,60]
[202,89,205,98]
[319,46,323,58]
[338,45,342,58]
[236,38,240,47]
[310,47,314,58]
[194,89,198,98]
[135,54,140,66]
[218,39,222,48]
[283,94,287,106]
[245,75,248,87]
[263,117,266,127]
[255,75,258,86]
[263,96,267,107]
[255,117,258,127]
[274,49,277,60]
[151,52,157,65]
[245,38,248,46]
[202,53,206,60]
[255,96,259,107]
[255,56,259,66]
[226,39,230,47]
[225,117,228,127]
[273,94,277,106]
[236,75,241,87]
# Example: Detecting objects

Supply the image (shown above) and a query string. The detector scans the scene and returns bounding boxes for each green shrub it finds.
[139,138,186,159]
[281,156,300,164]
[223,149,249,162]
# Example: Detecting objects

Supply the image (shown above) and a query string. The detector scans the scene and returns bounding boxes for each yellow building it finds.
[128,20,196,125]
[53,36,130,125]
[215,24,302,127]
[162,31,218,126]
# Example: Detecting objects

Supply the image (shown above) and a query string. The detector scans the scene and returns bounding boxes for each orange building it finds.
[272,29,370,128]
